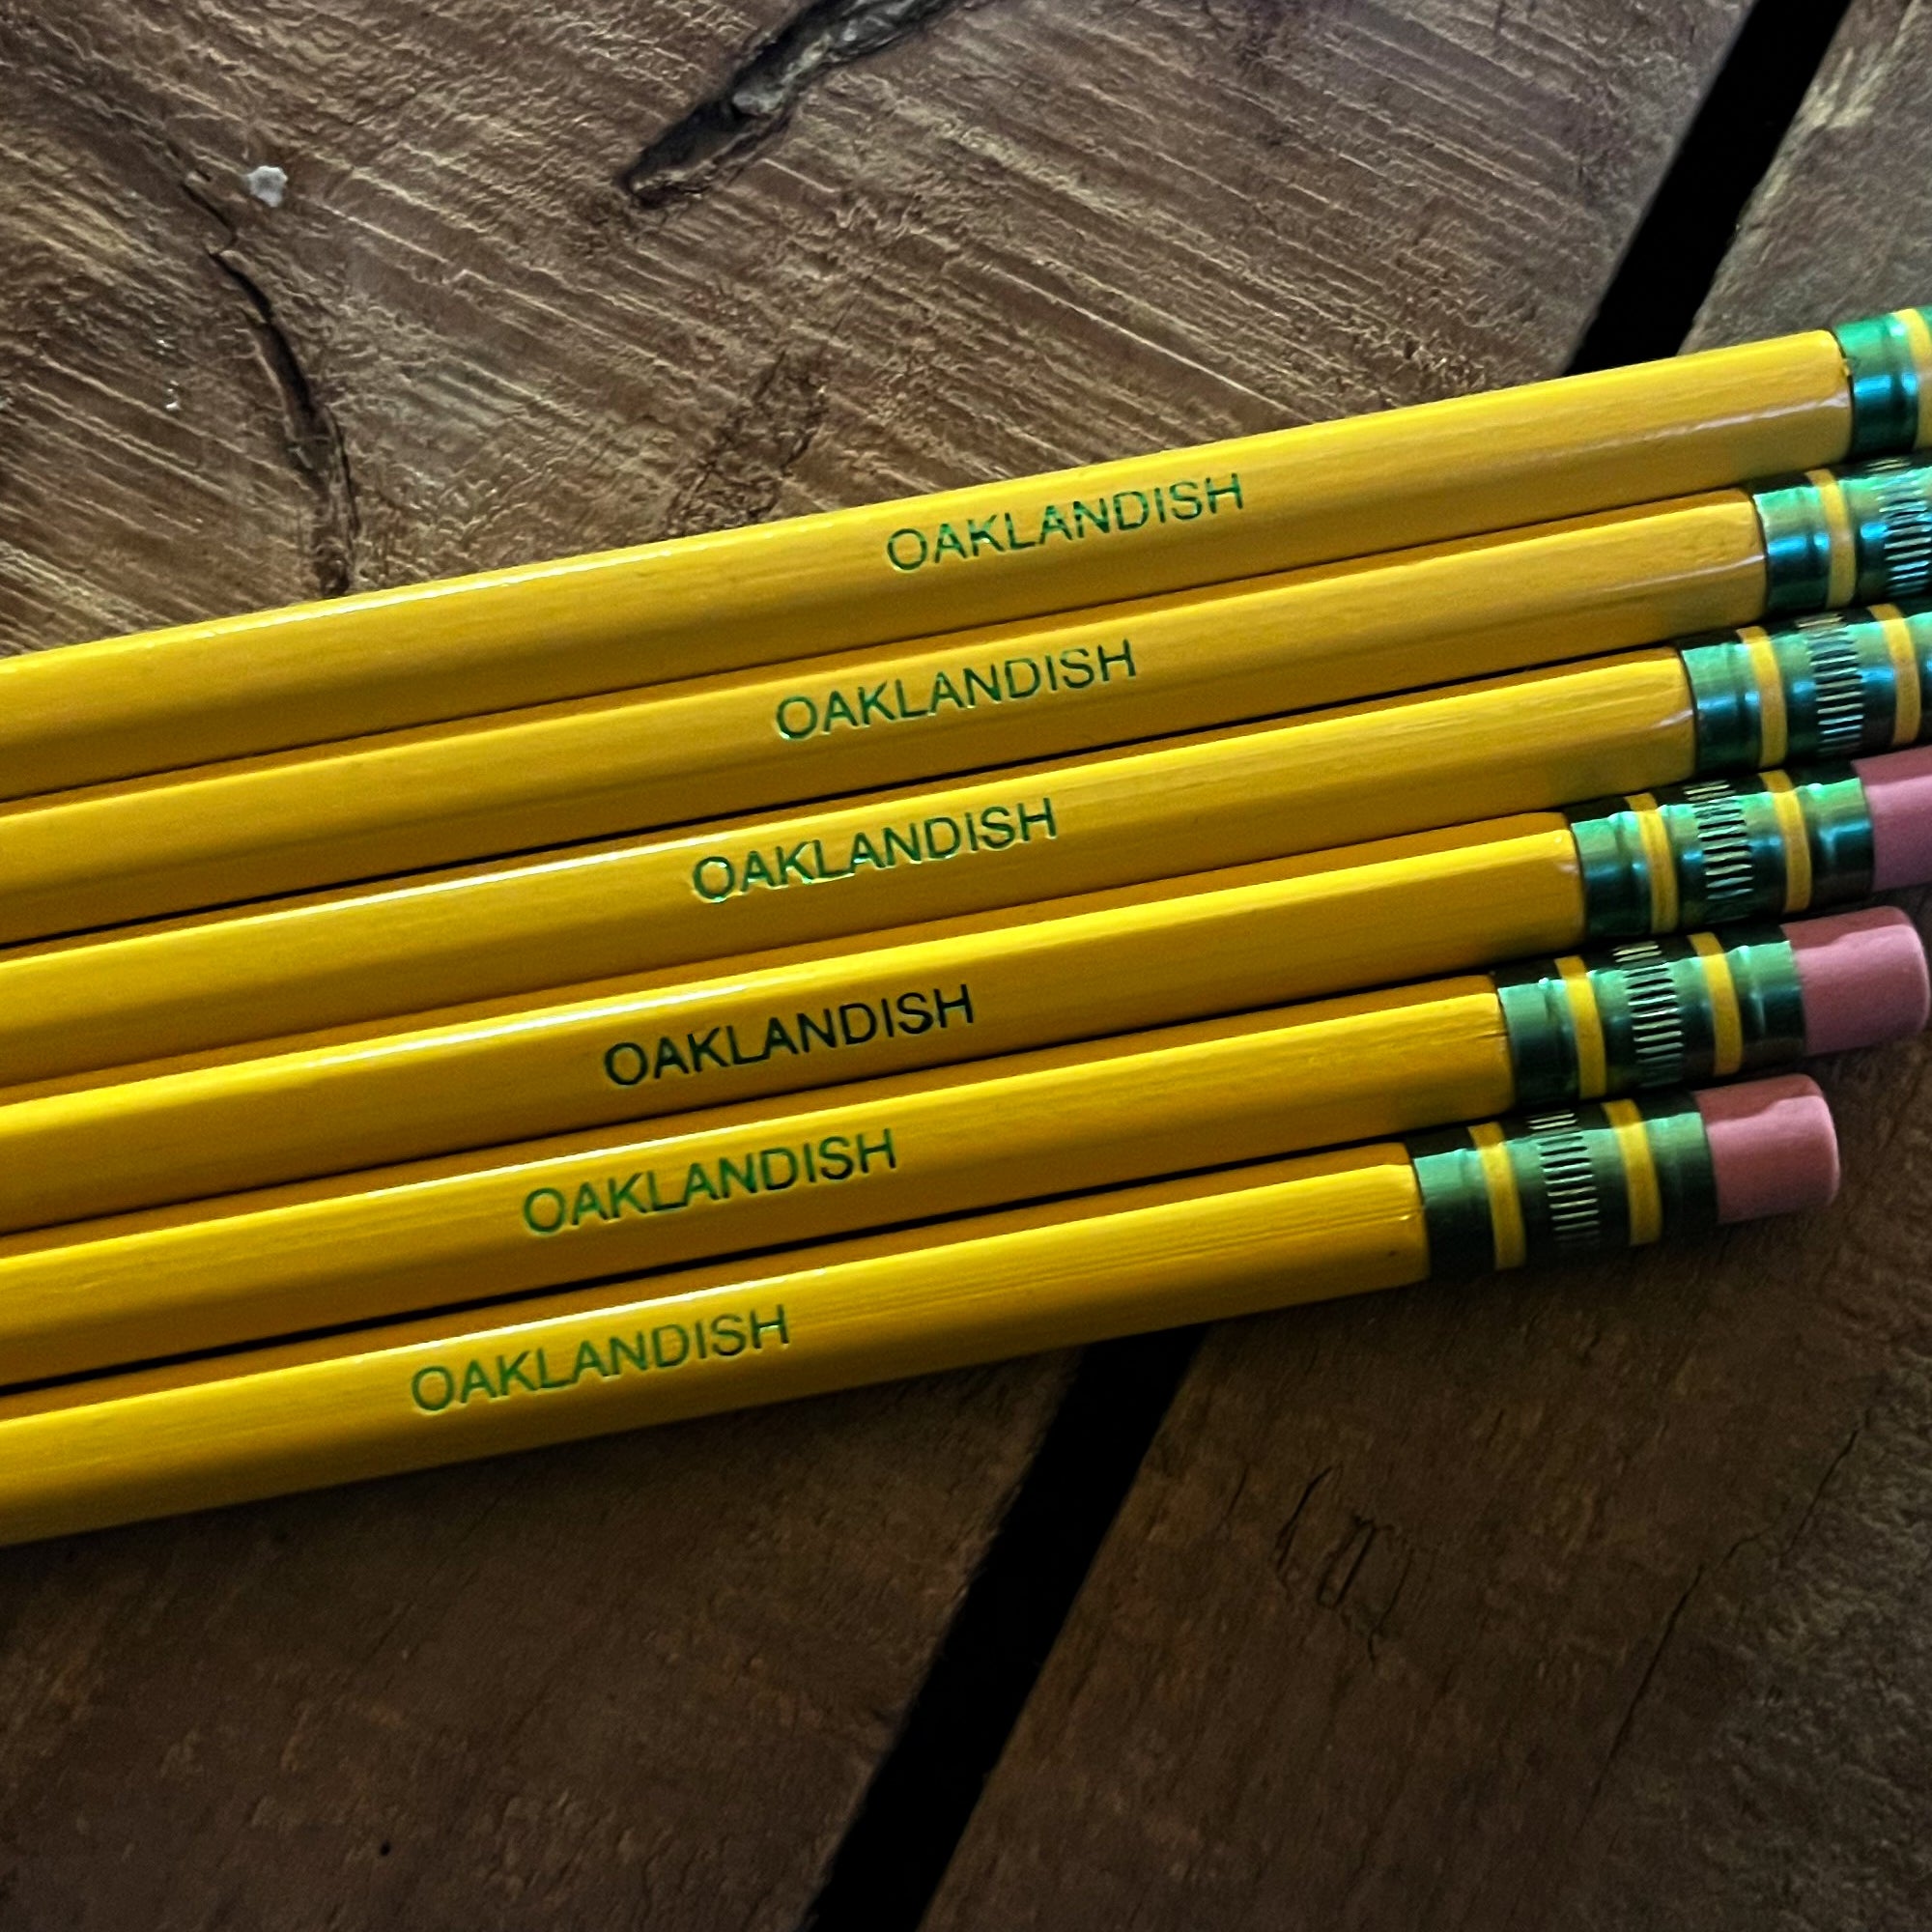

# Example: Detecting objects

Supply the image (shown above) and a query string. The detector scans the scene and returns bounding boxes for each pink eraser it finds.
[1854,745,1932,890]
[1694,1074,1839,1226]
[1783,906,1931,1055]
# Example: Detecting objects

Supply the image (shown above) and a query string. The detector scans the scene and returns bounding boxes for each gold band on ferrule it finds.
[1688,932,1747,1077]
[1469,1122,1528,1269]
[1804,467,1860,608]
[1555,955,1609,1098]
[1873,602,1924,745]
[1760,770,1814,913]
[1897,308,1932,447]
[1623,791,1680,932]
[1603,1099,1664,1245]
[1738,624,1790,768]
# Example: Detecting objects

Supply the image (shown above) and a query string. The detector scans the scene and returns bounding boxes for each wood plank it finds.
[0,1375,1059,1928]
[924,13,1932,1927]
[0,0,1755,1922]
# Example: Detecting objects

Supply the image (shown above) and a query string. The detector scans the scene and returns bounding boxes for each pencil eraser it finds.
[1693,1074,1839,1225]
[1854,745,1932,890]
[1783,906,1931,1055]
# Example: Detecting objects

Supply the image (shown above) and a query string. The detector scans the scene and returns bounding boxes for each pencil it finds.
[1,617,1929,1081]
[0,900,1911,1387]
[2,310,1926,802]
[0,1075,1839,1547]
[0,737,1920,1231]
[10,458,1932,932]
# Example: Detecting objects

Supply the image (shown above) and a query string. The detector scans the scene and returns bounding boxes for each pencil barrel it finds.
[0,495,1771,941]
[0,909,1823,1378]
[0,1071,1754,1548]
[0,310,1917,1550]
[12,460,1932,949]
[0,656,1694,1077]
[0,1151,1432,1545]
[3,317,1918,801]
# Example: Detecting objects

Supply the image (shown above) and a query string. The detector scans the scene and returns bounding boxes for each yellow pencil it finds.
[0,738,1919,1232]
[1,611,1928,1079]
[0,897,1913,1384]
[2,310,1927,801]
[0,1075,1838,1547]
[9,458,1932,931]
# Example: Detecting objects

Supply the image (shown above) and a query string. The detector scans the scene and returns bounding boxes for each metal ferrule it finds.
[1752,454,1932,613]
[1833,309,1932,459]
[1682,601,1931,769]
[1494,926,1805,1106]
[1568,766,1874,940]
[1410,1092,1719,1280]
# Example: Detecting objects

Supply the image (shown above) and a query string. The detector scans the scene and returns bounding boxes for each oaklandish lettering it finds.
[883,472,1243,573]
[604,981,976,1087]
[691,796,1058,902]
[409,1304,792,1412]
[772,640,1136,742]
[522,1128,899,1236]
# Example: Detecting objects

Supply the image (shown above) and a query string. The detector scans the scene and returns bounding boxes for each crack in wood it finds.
[180,176,360,598]
[1587,1565,1704,1810]
[619,0,973,207]
[0,16,362,600]
[1269,1465,1336,1586]
[1780,1412,1869,1564]
[1317,1517,1378,1610]
[659,344,831,537]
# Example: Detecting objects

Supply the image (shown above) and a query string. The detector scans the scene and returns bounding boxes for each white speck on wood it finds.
[242,164,287,207]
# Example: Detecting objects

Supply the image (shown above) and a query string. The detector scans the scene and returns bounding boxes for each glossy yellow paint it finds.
[0,1151,1432,1546]
[0,495,1764,935]
[0,652,1690,1077]
[0,978,1515,1382]
[0,330,1849,801]
[0,816,1584,1230]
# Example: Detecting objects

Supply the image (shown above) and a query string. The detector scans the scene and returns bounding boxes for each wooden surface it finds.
[2,0,1921,1926]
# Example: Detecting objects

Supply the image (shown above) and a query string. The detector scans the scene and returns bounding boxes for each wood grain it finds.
[0,0,1762,1922]
[924,12,1932,1928]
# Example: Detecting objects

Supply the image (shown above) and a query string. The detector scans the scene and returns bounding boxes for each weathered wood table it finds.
[1,2,1927,1925]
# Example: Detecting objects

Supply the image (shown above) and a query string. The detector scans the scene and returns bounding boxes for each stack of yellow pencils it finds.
[3,307,1931,1544]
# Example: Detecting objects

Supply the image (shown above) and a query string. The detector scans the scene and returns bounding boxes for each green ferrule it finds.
[1569,767,1875,940]
[1752,455,1932,613]
[1833,310,1929,459]
[1722,927,1812,1064]
[1408,1131,1496,1281]
[1409,1092,1719,1281]
[1568,800,1661,937]
[1493,972,1580,1105]
[1495,927,1806,1107]
[1682,605,1932,768]
[1678,635,1762,770]
[1753,476,1835,611]
[1789,766,1881,897]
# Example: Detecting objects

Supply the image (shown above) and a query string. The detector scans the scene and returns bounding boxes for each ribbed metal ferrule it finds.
[1568,767,1874,941]
[1682,601,1931,769]
[1753,454,1932,614]
[1410,1092,1719,1280]
[1494,926,1806,1106]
